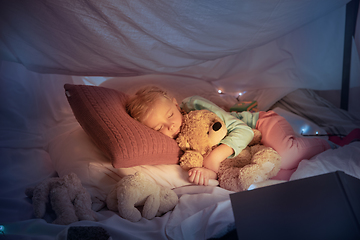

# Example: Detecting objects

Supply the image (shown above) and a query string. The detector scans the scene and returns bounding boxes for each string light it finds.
[215,88,347,138]
[216,88,247,98]
[301,125,322,136]
[236,91,247,101]
[301,129,345,137]
[301,125,310,135]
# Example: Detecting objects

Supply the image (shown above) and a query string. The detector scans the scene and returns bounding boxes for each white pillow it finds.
[48,126,218,211]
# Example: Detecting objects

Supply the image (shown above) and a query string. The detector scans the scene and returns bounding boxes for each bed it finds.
[1,0,360,239]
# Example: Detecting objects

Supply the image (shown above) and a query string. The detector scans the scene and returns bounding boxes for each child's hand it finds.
[188,167,217,186]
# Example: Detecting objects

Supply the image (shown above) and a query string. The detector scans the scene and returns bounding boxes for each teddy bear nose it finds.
[212,122,222,131]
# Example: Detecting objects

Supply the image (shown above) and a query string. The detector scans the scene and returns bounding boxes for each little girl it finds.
[126,86,355,186]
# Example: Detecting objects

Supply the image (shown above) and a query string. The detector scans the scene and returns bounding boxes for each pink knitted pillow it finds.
[64,84,180,168]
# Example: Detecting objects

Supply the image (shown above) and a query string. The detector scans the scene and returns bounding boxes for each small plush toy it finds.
[25,172,97,225]
[176,109,281,192]
[106,172,178,222]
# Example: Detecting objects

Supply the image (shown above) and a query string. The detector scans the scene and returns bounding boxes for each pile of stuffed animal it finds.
[176,109,281,192]
[26,172,178,223]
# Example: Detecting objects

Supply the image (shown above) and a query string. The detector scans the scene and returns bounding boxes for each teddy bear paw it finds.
[122,209,142,222]
[253,162,276,183]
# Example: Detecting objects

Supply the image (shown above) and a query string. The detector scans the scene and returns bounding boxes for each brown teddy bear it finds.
[176,109,281,192]
[25,172,97,225]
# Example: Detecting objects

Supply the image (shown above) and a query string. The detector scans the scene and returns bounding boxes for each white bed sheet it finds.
[2,186,235,240]
[291,142,360,181]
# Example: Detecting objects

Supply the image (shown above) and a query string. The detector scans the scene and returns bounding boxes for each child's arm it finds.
[203,144,234,173]
[188,144,234,186]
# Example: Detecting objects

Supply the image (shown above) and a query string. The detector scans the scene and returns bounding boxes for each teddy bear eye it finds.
[212,122,222,131]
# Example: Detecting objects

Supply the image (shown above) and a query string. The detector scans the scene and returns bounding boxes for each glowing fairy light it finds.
[237,91,247,101]
[301,125,310,135]
[300,125,324,136]
[218,89,222,94]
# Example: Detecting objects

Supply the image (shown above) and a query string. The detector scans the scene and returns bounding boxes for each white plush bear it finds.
[106,172,178,222]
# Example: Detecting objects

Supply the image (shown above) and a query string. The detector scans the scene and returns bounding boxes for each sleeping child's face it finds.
[142,97,183,139]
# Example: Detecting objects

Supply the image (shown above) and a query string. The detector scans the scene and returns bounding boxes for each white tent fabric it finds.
[0,0,351,75]
[1,0,359,112]
[1,0,360,239]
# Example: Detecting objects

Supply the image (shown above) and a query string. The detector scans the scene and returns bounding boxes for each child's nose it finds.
[168,122,176,130]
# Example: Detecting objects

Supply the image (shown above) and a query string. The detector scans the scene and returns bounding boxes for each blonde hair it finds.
[126,86,172,122]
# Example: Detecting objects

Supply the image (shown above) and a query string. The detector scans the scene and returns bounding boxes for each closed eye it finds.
[155,125,163,131]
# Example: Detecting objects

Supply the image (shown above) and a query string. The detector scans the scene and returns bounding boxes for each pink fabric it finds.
[64,84,180,168]
[256,110,331,180]
[329,128,360,146]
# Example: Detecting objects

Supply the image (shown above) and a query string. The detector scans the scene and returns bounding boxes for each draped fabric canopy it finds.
[0,1,350,71]
[0,0,359,100]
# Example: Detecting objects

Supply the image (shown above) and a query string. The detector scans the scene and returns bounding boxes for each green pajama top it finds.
[180,95,260,158]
